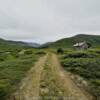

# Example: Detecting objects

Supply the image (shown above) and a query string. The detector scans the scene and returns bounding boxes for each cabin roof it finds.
[73,42,86,47]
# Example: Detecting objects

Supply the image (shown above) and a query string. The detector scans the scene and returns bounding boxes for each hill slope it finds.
[0,38,40,51]
[48,34,100,48]
[0,38,30,51]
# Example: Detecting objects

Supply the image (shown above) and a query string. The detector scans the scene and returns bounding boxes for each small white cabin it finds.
[73,42,89,50]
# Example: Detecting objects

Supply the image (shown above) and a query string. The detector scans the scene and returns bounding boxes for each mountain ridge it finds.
[0,34,100,49]
[46,34,100,48]
[0,38,40,48]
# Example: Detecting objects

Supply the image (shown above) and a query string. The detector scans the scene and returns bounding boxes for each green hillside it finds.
[48,34,100,48]
[0,38,31,51]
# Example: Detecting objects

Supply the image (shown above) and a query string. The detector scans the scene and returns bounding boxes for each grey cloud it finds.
[0,0,100,43]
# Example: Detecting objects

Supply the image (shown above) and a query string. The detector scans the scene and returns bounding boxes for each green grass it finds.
[0,45,45,100]
[60,49,100,98]
[0,37,47,100]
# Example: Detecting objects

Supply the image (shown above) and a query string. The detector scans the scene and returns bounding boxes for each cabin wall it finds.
[74,44,88,50]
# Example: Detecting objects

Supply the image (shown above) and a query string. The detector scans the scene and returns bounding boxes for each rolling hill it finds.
[0,38,29,51]
[47,34,100,48]
[1,34,100,50]
[0,38,40,51]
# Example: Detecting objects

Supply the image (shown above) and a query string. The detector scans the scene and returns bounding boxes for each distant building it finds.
[73,42,89,50]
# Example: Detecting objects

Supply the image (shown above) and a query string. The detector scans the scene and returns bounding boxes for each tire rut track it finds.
[51,53,94,100]
[9,55,47,100]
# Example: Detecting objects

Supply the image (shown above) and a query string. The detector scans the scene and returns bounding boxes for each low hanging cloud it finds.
[0,0,100,43]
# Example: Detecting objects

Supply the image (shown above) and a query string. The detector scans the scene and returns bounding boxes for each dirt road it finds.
[10,53,94,100]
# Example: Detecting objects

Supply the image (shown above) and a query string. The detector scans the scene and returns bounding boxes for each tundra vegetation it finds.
[0,34,100,99]
[60,49,100,98]
[0,46,44,100]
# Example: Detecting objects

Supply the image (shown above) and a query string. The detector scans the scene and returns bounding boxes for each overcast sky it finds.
[0,0,100,43]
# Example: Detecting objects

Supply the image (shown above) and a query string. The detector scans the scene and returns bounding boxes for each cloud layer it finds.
[0,0,100,43]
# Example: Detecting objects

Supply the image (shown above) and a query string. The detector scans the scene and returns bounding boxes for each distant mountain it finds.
[0,38,40,51]
[47,34,100,48]
[7,40,40,48]
[40,42,53,48]
[1,34,100,50]
[26,43,40,48]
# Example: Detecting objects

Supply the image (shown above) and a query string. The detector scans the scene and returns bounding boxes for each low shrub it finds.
[35,51,46,55]
[0,54,38,99]
[57,48,64,54]
[63,52,97,58]
[24,50,33,55]
[60,49,100,98]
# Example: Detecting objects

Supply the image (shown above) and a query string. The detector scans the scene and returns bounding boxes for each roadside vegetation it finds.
[60,49,100,99]
[0,46,45,100]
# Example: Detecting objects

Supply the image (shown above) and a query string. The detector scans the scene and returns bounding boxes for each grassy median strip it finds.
[39,54,67,100]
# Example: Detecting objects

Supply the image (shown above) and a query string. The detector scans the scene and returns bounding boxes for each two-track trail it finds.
[9,53,94,100]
